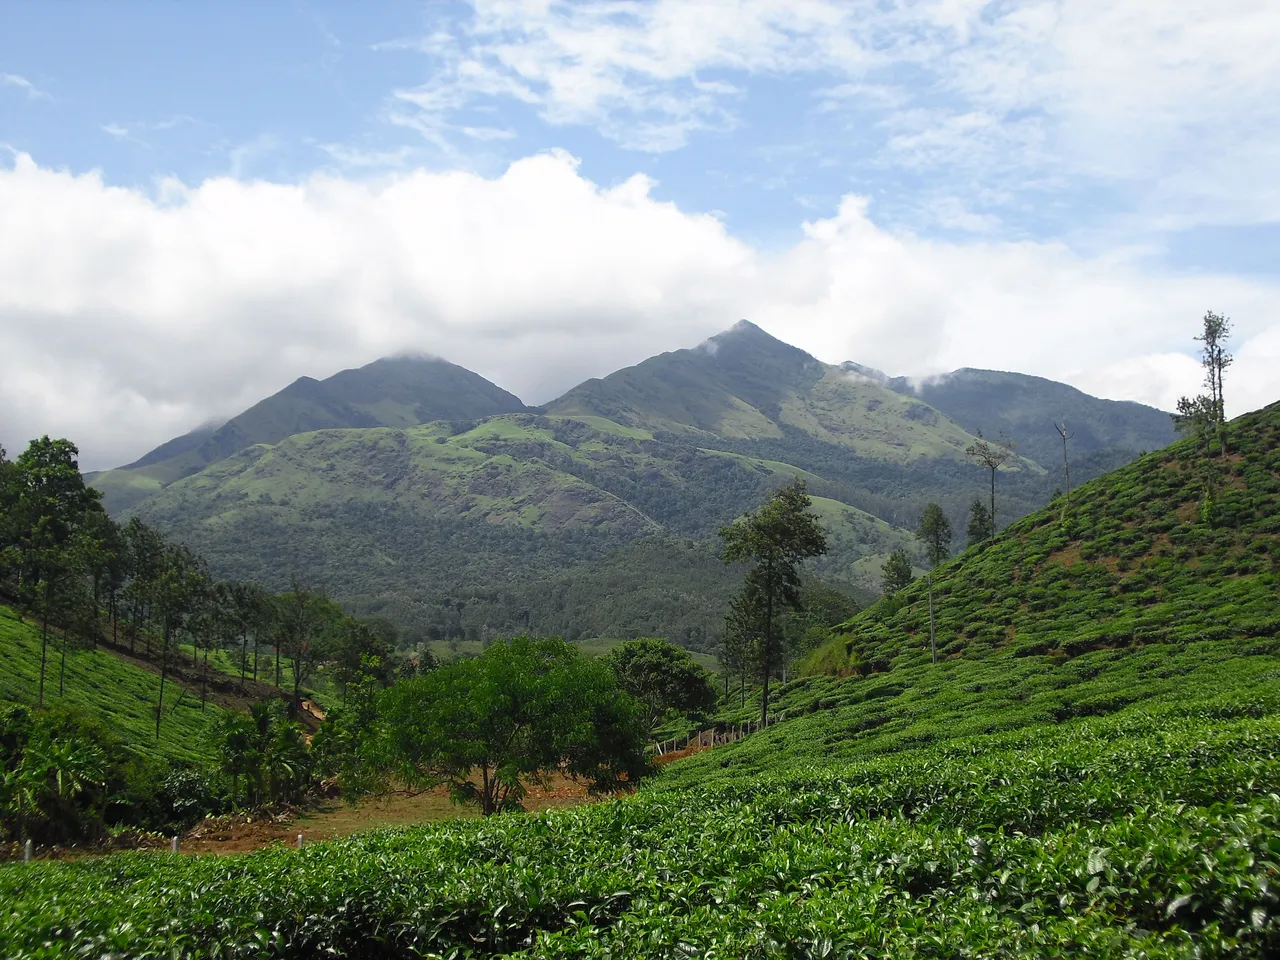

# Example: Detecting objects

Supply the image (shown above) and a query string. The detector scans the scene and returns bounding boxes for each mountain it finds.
[90,355,528,512]
[549,321,999,463]
[844,362,1176,469]
[97,322,1179,648]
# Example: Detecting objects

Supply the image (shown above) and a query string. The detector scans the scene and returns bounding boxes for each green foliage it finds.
[915,502,952,568]
[880,547,913,595]
[604,638,718,735]
[721,479,829,722]
[966,497,992,547]
[809,400,1280,676]
[4,688,1279,956]
[378,637,649,815]
[215,700,311,808]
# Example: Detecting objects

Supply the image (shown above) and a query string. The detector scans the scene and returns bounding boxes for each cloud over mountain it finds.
[1,149,1277,469]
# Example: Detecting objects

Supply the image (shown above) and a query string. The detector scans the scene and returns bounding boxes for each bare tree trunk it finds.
[927,573,937,664]
[761,567,773,728]
[38,606,50,708]
[156,622,169,740]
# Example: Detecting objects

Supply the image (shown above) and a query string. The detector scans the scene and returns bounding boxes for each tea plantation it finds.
[2,402,1278,957]
[0,605,224,765]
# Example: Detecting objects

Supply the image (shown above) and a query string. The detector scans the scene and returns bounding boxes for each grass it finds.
[0,605,226,765]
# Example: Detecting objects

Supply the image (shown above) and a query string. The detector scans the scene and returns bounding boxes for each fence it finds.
[648,712,785,757]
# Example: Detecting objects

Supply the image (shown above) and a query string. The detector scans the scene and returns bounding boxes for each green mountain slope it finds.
[0,605,224,765]
[549,320,1004,464]
[846,362,1176,468]
[90,356,527,512]
[97,322,1188,648]
[659,398,1279,791]
[126,414,920,644]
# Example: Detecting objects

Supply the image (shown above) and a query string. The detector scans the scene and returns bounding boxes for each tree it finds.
[881,548,914,596]
[605,638,718,737]
[964,431,1015,535]
[1175,311,1233,456]
[721,586,762,707]
[916,503,952,664]
[966,499,993,548]
[719,479,828,727]
[274,580,339,709]
[152,545,204,739]
[378,637,648,816]
[1054,421,1075,516]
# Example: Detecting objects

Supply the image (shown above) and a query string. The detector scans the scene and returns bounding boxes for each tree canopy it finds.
[605,637,718,736]
[379,637,648,815]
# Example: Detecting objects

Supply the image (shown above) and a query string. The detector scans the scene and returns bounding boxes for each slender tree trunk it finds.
[989,469,997,535]
[240,628,249,681]
[1062,435,1071,511]
[156,622,169,740]
[761,566,773,728]
[275,644,281,688]
[59,625,68,697]
[201,644,210,710]
[38,604,50,709]
[928,572,937,664]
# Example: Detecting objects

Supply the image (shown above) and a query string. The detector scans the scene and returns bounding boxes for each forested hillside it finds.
[91,322,1172,647]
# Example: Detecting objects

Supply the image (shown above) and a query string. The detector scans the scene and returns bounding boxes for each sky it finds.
[2,0,1279,470]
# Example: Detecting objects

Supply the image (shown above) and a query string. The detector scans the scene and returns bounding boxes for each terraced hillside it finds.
[5,403,1278,958]
[0,605,227,765]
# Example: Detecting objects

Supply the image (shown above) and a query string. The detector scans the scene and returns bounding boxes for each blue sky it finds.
[3,0,1279,467]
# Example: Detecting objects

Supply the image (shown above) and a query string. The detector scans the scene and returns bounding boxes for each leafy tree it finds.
[880,548,914,596]
[916,503,952,664]
[719,479,828,726]
[605,638,718,737]
[966,498,993,548]
[152,544,205,739]
[964,431,1015,534]
[121,517,164,656]
[1175,311,1233,455]
[721,582,763,706]
[215,700,311,808]
[378,636,647,816]
[273,579,339,707]
[332,617,396,703]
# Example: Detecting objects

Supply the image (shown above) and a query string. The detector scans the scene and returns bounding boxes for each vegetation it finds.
[87,321,1166,646]
[720,479,828,724]
[375,637,648,815]
[604,637,718,736]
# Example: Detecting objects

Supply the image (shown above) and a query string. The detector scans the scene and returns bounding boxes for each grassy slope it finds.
[0,605,225,765]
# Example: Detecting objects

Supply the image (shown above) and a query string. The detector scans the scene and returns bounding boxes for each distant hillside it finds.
[95,322,1187,649]
[91,356,527,512]
[845,362,1175,468]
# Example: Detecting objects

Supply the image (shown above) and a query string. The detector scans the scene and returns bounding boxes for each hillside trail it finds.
[178,774,594,854]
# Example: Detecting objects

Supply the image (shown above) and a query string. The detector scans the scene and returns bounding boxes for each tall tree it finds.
[152,545,204,739]
[719,479,828,726]
[916,503,952,664]
[966,499,993,548]
[274,579,337,709]
[1054,421,1075,515]
[880,547,914,596]
[721,587,762,707]
[1175,311,1233,456]
[964,431,1015,534]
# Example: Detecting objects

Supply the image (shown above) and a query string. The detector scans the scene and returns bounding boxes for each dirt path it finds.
[180,775,595,854]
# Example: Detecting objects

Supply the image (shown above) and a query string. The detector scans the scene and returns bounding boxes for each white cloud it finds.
[1,72,52,101]
[389,1,1280,232]
[2,151,1277,470]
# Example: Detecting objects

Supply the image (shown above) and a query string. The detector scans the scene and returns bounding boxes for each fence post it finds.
[24,839,33,862]
[171,836,179,854]
[296,833,304,850]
